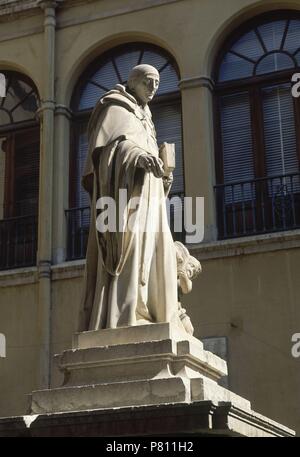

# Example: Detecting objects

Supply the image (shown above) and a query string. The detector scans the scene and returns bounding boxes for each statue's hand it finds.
[137,154,164,178]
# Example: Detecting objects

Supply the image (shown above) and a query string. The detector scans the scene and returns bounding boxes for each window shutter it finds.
[216,15,300,239]
[74,122,89,209]
[13,129,39,217]
[262,84,299,192]
[151,100,184,238]
[151,100,184,195]
[220,92,254,202]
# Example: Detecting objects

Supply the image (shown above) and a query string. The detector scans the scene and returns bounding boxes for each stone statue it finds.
[78,64,197,333]
[175,241,202,335]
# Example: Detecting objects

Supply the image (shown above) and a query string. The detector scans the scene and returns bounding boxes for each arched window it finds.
[0,71,40,269]
[214,12,300,239]
[67,43,183,260]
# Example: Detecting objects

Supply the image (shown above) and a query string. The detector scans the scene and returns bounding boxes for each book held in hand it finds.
[159,142,176,176]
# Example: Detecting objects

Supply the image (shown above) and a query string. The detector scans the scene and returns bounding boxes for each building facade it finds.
[0,0,299,434]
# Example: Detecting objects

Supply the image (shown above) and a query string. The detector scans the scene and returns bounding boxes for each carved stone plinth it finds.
[24,323,294,438]
[30,323,230,414]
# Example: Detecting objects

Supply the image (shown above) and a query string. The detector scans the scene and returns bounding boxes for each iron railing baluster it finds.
[214,172,300,239]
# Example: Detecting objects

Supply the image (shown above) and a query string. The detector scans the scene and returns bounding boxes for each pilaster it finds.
[179,75,217,243]
[36,0,60,389]
[53,104,72,263]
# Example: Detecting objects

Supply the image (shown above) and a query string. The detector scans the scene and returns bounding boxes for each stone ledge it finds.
[0,401,294,437]
[0,266,38,287]
[2,228,300,287]
[51,259,85,281]
[73,322,204,348]
[50,229,300,281]
[189,229,300,260]
[214,402,295,438]
[30,377,191,414]
[0,0,40,22]
[191,377,251,412]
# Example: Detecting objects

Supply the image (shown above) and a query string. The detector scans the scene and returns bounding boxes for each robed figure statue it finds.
[78,64,197,333]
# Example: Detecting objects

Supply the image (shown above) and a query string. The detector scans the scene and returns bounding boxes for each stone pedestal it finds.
[30,323,232,414]
[23,323,294,437]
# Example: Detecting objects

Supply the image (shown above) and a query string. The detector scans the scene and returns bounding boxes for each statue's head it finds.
[127,64,160,105]
[174,241,202,295]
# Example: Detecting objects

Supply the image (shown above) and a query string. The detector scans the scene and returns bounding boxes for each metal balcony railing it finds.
[65,206,90,261]
[214,172,300,239]
[0,214,37,270]
[66,192,185,261]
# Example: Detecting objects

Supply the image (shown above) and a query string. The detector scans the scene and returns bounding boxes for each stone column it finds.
[179,76,217,243]
[53,105,72,264]
[36,0,60,388]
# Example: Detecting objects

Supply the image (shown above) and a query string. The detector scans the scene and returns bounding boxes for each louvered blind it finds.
[262,83,300,193]
[74,122,89,209]
[220,92,254,202]
[216,15,300,238]
[13,128,40,217]
[151,101,183,194]
[151,100,184,236]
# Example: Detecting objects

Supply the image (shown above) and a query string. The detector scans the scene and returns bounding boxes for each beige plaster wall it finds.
[50,274,83,388]
[183,246,300,432]
[0,19,43,97]
[0,280,39,416]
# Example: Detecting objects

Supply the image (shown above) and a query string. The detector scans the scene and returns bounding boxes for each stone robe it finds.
[78,84,180,331]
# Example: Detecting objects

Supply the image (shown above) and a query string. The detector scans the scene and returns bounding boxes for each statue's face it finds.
[133,74,160,105]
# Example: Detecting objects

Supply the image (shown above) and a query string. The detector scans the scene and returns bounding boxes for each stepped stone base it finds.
[8,323,293,437]
[30,323,232,414]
